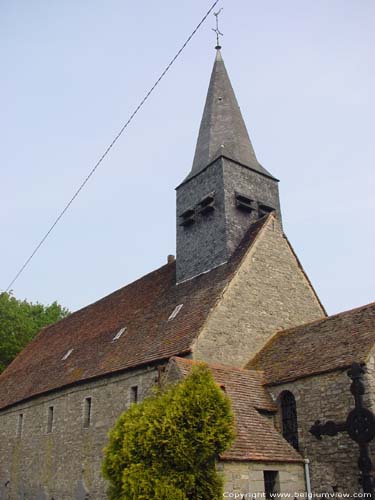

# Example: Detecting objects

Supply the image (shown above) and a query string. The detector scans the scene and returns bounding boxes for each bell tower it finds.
[176,48,281,283]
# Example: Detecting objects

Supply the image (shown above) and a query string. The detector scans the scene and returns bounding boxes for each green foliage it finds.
[0,291,69,373]
[102,364,236,500]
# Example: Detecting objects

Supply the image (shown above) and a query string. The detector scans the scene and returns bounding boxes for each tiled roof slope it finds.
[0,216,269,411]
[170,357,303,463]
[248,301,375,385]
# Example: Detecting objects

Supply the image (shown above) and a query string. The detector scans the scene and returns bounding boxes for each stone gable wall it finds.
[268,369,374,494]
[193,218,325,367]
[176,158,281,284]
[219,460,306,496]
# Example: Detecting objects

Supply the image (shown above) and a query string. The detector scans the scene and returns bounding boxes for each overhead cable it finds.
[5,0,220,292]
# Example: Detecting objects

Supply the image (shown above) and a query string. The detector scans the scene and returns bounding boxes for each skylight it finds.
[168,304,183,321]
[112,327,127,342]
[61,348,74,361]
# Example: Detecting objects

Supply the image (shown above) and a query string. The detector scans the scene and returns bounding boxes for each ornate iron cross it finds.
[310,362,375,496]
[212,8,224,50]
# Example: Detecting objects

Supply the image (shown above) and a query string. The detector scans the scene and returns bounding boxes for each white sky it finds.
[1,0,374,315]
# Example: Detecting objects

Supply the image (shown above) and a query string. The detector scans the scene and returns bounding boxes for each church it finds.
[0,44,374,499]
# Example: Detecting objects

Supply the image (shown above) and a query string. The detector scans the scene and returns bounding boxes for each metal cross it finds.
[212,8,224,50]
[310,362,375,496]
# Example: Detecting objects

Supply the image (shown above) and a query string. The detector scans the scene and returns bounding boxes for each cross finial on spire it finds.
[212,8,223,50]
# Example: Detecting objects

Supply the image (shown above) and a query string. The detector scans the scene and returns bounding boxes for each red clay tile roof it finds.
[170,357,303,463]
[248,301,375,385]
[0,216,269,411]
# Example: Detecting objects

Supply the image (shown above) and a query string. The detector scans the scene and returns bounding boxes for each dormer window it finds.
[179,208,195,227]
[168,304,183,321]
[61,348,74,361]
[112,327,127,342]
[258,202,275,218]
[198,192,215,215]
[235,192,254,212]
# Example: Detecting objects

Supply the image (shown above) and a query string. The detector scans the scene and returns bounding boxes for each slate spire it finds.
[176,47,281,284]
[187,49,274,181]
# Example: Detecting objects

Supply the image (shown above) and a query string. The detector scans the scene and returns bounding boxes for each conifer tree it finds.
[102,364,235,500]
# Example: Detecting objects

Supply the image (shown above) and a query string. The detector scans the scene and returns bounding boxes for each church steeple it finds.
[187,49,274,182]
[176,48,281,284]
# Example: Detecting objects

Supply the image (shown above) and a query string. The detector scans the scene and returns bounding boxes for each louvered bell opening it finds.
[180,208,195,227]
[235,192,254,213]
[198,192,215,215]
[258,203,275,218]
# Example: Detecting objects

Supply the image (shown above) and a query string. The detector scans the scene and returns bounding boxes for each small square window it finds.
[47,406,54,433]
[83,397,92,428]
[156,366,166,385]
[264,471,280,498]
[17,413,23,437]
[130,386,138,404]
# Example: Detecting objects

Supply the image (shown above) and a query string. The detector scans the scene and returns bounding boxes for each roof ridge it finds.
[281,232,327,316]
[248,300,375,383]
[277,299,375,338]
[42,261,176,334]
[172,356,264,375]
[251,299,375,368]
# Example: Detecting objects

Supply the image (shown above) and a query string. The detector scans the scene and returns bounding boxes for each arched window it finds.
[280,391,299,450]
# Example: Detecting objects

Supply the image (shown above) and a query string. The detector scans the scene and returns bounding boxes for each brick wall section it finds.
[0,366,159,500]
[193,217,325,367]
[269,369,368,494]
[218,461,306,495]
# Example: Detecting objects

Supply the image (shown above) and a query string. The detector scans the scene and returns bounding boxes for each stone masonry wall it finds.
[219,460,306,496]
[222,158,281,256]
[360,349,375,469]
[193,217,325,367]
[176,159,228,283]
[0,365,160,500]
[269,370,366,494]
[164,361,307,496]
[0,358,308,500]
[176,158,281,284]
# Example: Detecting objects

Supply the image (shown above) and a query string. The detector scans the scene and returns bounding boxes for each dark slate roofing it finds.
[248,301,375,385]
[170,357,303,463]
[183,49,274,184]
[0,216,270,411]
